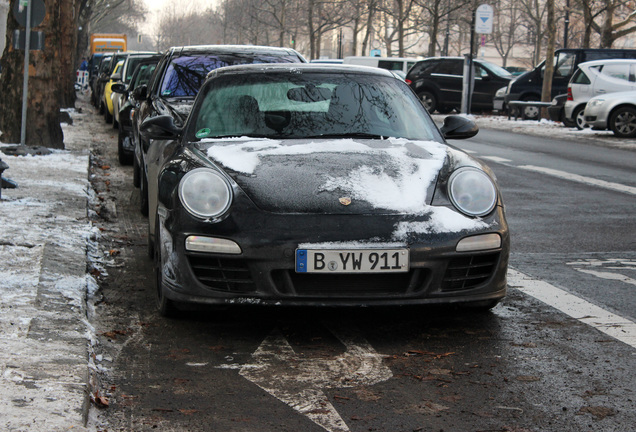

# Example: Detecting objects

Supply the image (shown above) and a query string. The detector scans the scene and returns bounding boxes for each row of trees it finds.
[151,0,636,66]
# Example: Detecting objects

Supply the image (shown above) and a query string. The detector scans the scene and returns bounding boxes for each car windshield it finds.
[189,71,442,142]
[481,61,513,78]
[131,63,157,89]
[160,53,302,98]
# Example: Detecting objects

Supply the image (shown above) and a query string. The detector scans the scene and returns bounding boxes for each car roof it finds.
[166,44,303,57]
[578,58,636,68]
[206,63,397,79]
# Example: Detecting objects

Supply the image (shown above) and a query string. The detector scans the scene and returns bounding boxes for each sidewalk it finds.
[0,108,94,431]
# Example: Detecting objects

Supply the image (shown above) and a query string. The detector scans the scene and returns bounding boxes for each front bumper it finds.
[157,206,510,307]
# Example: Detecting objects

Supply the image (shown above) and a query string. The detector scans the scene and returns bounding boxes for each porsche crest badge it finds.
[339,197,352,206]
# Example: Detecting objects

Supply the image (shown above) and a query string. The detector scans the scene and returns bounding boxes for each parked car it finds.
[94,52,130,113]
[111,52,158,129]
[548,94,576,127]
[132,45,307,216]
[111,56,161,165]
[102,60,124,124]
[584,91,636,137]
[138,63,509,316]
[405,57,513,113]
[343,56,419,75]
[564,59,636,129]
[91,54,112,110]
[500,48,636,119]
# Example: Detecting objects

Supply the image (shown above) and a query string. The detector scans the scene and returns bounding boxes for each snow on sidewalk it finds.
[0,113,95,431]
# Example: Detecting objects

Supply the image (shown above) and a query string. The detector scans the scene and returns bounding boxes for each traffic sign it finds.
[12,0,46,28]
[475,4,494,34]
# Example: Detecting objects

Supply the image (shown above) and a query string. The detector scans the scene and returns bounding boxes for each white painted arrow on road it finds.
[239,326,393,432]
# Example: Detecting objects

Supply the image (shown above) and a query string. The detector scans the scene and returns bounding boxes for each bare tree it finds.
[491,0,526,67]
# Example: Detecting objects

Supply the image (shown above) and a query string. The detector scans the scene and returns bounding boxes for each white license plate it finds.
[295,249,409,273]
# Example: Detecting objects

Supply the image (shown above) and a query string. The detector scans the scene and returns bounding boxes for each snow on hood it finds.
[205,137,449,214]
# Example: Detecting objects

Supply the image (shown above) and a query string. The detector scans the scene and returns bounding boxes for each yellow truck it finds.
[90,33,127,54]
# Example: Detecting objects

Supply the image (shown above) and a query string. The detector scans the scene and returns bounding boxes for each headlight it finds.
[448,168,497,217]
[178,168,232,219]
[588,99,605,108]
[495,86,507,97]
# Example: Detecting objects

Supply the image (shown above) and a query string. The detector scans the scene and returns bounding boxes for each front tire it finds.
[521,96,540,120]
[140,168,149,216]
[153,216,179,317]
[609,106,636,138]
[417,90,438,113]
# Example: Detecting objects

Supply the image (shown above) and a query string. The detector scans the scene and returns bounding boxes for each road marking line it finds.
[518,165,636,195]
[508,269,636,349]
[239,327,392,432]
[481,156,512,163]
[574,268,636,286]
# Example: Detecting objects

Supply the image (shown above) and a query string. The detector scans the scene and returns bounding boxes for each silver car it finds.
[584,90,636,138]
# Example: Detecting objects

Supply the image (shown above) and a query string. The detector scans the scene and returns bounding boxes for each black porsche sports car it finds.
[140,64,510,316]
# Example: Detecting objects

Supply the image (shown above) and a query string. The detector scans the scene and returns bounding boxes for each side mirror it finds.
[111,83,127,94]
[133,84,148,101]
[440,115,478,140]
[140,115,182,141]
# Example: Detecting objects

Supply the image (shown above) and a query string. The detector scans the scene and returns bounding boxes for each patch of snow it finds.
[392,207,490,240]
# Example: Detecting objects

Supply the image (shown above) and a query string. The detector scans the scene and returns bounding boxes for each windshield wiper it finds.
[195,133,273,140]
[305,133,388,139]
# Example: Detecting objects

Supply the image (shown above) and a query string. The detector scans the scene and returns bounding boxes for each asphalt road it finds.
[86,107,636,432]
[454,128,636,323]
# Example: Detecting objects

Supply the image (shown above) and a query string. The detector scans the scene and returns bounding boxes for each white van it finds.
[564,59,636,129]
[342,56,419,77]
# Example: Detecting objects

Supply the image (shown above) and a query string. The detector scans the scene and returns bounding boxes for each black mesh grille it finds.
[274,269,426,297]
[442,253,500,291]
[187,256,256,293]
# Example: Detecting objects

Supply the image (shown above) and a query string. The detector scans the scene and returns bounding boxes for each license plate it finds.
[295,249,409,273]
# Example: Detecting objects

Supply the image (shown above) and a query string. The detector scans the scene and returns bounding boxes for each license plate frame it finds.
[295,248,409,273]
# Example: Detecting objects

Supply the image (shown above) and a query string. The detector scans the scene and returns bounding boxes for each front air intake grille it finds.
[273,269,427,297]
[442,253,500,292]
[187,256,256,293]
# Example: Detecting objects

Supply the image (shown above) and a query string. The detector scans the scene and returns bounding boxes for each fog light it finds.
[456,234,501,252]
[185,236,242,254]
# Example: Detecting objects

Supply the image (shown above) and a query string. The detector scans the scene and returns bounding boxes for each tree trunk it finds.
[60,1,80,108]
[0,0,66,149]
[541,0,556,118]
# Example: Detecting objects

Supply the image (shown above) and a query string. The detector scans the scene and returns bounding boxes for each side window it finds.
[378,60,403,71]
[600,63,631,81]
[474,64,489,78]
[554,52,576,77]
[435,60,462,75]
[571,68,591,84]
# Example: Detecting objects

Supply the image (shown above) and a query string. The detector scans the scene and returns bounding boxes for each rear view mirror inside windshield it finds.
[287,85,332,103]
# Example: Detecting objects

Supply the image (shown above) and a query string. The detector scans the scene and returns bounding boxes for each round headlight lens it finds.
[178,168,232,219]
[448,168,497,217]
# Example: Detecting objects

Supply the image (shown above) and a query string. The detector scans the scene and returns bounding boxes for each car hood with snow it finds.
[197,136,479,216]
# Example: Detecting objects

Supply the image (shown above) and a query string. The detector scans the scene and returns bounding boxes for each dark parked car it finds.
[139,64,510,316]
[111,52,158,129]
[91,54,112,109]
[547,94,576,127]
[501,48,636,119]
[111,56,161,165]
[405,57,513,113]
[133,45,307,216]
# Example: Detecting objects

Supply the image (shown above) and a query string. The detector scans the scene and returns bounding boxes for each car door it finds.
[430,59,463,105]
[472,63,507,109]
